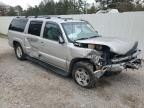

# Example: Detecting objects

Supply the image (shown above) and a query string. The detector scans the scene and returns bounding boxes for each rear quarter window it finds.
[9,18,28,32]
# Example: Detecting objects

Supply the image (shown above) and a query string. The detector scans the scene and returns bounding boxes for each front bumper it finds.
[94,50,142,78]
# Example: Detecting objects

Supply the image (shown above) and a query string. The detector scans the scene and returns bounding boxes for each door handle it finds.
[27,38,38,42]
[40,41,45,46]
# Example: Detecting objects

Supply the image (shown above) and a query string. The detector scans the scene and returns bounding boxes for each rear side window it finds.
[9,18,28,32]
[28,21,43,36]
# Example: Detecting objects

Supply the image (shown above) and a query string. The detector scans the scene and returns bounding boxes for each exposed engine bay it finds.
[74,42,142,78]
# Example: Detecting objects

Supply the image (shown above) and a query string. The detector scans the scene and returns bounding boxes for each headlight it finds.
[88,44,103,50]
[88,44,95,49]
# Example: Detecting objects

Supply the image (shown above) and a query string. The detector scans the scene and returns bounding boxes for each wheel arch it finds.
[13,39,26,53]
[69,58,96,75]
[13,40,21,47]
[13,39,26,60]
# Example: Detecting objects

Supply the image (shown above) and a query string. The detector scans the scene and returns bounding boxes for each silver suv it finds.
[8,17,142,88]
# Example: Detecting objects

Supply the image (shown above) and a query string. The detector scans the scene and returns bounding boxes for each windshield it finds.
[62,22,99,42]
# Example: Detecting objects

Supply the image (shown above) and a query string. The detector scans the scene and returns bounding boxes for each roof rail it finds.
[45,17,51,19]
[57,17,73,21]
[80,19,88,22]
[24,16,49,18]
[16,16,74,21]
[16,16,20,18]
[15,16,27,18]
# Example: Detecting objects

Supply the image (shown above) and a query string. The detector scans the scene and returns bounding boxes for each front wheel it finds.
[72,62,97,89]
[14,43,26,60]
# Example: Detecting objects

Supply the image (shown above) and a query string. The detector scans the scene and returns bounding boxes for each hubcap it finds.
[75,68,90,86]
[16,47,22,58]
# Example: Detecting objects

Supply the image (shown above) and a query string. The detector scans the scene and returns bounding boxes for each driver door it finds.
[39,22,68,70]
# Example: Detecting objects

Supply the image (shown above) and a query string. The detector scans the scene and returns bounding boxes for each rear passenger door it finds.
[25,20,43,58]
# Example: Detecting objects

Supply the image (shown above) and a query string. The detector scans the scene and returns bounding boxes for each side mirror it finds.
[58,36,65,44]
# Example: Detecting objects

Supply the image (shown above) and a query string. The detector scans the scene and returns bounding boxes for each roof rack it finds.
[16,16,74,21]
[45,17,51,19]
[80,19,88,22]
[15,16,27,18]
[57,17,73,21]
[15,15,53,19]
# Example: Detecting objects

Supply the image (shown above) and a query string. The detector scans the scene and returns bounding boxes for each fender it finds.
[12,37,26,53]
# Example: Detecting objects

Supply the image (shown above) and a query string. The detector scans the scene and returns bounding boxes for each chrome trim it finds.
[111,50,141,63]
[94,57,142,79]
[94,64,124,78]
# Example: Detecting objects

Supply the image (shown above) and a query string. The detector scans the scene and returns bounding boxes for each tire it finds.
[72,62,97,89]
[14,43,26,60]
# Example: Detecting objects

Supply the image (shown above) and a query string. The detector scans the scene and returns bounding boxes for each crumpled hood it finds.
[76,37,138,55]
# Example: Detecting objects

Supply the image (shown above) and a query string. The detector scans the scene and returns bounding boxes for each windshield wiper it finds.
[74,37,89,41]
[89,35,99,39]
[74,36,99,42]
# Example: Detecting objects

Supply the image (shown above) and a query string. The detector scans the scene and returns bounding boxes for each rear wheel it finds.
[72,62,97,88]
[14,43,26,60]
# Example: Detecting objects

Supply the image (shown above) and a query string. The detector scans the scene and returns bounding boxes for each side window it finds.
[43,23,62,41]
[9,18,28,32]
[28,21,43,36]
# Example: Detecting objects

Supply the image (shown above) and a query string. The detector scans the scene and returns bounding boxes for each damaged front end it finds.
[91,48,142,78]
[74,42,142,79]
[95,50,142,78]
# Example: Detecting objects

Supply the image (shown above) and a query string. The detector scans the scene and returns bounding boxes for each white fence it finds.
[0,17,14,35]
[0,12,144,50]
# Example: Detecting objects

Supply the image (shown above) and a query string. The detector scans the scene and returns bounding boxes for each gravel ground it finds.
[0,37,144,108]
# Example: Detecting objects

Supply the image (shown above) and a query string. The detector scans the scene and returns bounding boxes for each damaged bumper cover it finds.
[93,50,142,78]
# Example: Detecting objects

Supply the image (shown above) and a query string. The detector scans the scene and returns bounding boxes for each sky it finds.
[0,0,95,9]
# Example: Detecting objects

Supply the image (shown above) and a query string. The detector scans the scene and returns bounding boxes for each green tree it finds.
[7,7,17,16]
[88,3,97,14]
[39,1,45,15]
[95,0,112,9]
[15,5,23,16]
[108,0,134,12]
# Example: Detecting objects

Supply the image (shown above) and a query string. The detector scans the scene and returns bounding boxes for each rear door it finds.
[25,20,43,58]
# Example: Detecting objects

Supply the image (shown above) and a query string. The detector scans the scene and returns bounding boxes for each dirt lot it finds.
[0,37,144,108]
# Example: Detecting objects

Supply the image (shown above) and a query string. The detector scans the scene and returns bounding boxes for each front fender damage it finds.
[86,50,103,66]
[84,49,106,78]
